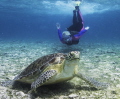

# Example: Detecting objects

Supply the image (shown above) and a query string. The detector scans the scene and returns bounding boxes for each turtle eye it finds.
[70,52,75,58]
[66,52,75,60]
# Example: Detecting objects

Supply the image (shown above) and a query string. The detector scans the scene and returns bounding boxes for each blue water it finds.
[0,0,120,43]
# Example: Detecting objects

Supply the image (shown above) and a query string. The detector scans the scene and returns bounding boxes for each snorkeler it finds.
[56,0,89,45]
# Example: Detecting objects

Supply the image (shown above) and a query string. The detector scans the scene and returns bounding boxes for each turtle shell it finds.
[13,53,67,82]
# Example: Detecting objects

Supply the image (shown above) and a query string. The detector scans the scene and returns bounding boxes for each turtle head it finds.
[66,51,80,60]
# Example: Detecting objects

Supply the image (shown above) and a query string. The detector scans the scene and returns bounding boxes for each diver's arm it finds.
[58,29,63,42]
[74,26,89,39]
[56,23,65,43]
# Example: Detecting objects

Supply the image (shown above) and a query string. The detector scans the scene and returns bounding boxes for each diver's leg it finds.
[76,6,83,31]
[73,10,77,24]
[67,10,78,31]
[76,6,83,24]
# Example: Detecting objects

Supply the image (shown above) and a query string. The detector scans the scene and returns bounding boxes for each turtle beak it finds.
[75,57,80,60]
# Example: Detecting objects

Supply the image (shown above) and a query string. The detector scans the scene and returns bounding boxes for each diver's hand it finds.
[85,26,89,30]
[56,23,60,29]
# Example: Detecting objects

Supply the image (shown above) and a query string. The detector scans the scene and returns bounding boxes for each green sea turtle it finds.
[10,51,109,93]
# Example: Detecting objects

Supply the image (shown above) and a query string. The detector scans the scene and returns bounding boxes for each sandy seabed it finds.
[0,40,120,99]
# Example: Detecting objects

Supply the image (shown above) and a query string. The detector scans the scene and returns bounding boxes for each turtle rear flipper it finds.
[30,70,57,92]
[76,72,109,89]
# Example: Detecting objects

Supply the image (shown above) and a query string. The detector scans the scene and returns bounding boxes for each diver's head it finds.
[62,31,70,36]
[62,31,71,39]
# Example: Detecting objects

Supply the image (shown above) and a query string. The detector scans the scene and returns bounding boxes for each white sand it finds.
[0,40,120,99]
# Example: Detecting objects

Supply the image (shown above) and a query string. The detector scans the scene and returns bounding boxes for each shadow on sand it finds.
[10,81,98,98]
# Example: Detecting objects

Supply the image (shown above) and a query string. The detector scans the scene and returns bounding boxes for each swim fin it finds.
[73,0,82,6]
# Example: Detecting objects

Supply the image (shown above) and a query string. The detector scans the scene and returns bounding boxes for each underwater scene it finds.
[0,0,120,99]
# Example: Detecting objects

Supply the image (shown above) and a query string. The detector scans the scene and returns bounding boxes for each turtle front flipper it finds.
[76,72,109,89]
[30,70,57,93]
